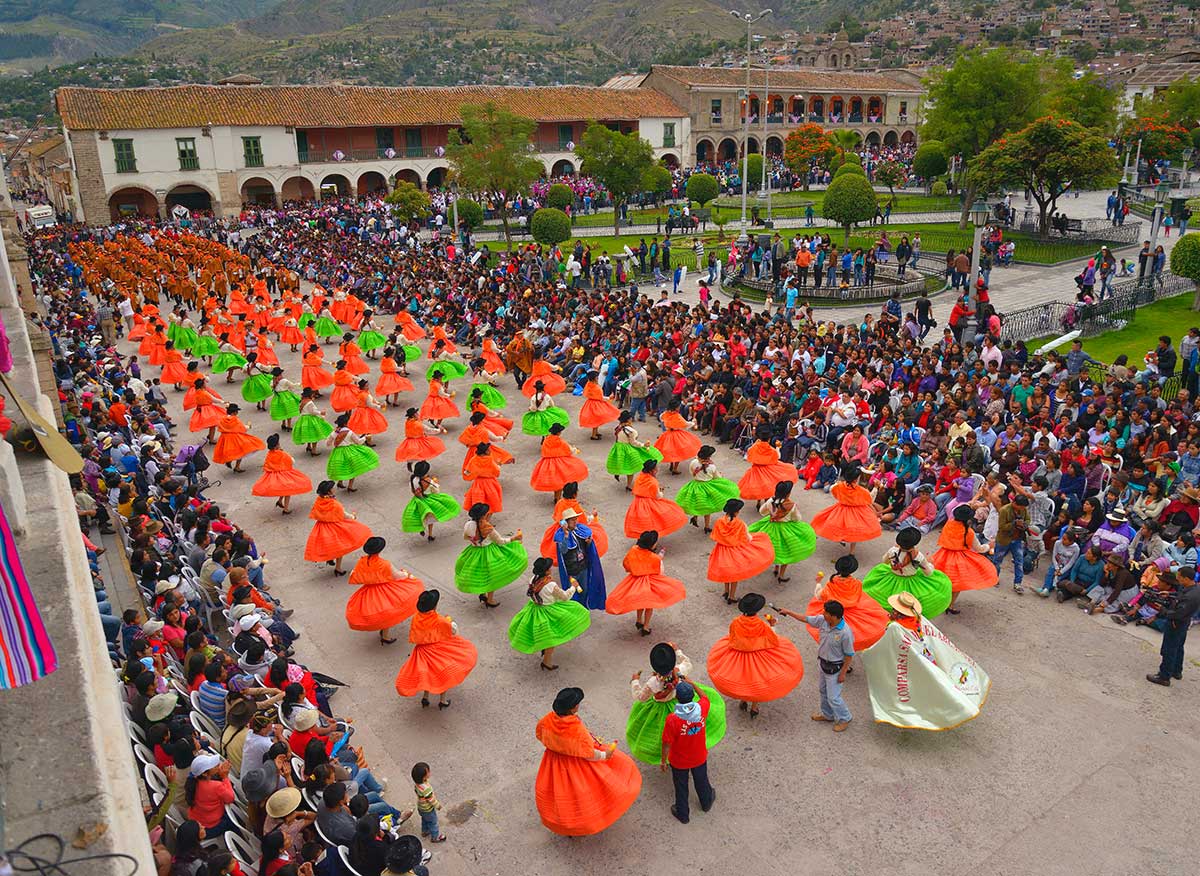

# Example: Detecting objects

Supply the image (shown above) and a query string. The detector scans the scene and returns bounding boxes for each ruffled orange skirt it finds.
[330,385,359,412]
[605,573,686,614]
[534,749,642,837]
[481,414,513,436]
[654,429,702,464]
[737,462,800,500]
[344,355,369,376]
[522,373,566,397]
[530,456,589,493]
[482,351,506,373]
[932,547,999,593]
[394,637,478,696]
[376,372,414,396]
[464,477,504,514]
[539,521,609,559]
[189,404,222,432]
[397,321,426,342]
[347,407,389,435]
[304,519,373,562]
[706,637,804,702]
[279,326,304,345]
[346,579,423,630]
[462,444,513,471]
[395,435,445,461]
[302,364,334,389]
[810,502,882,543]
[579,398,621,429]
[805,595,889,650]
[256,346,279,367]
[706,533,775,582]
[213,432,266,464]
[251,468,313,497]
[623,496,688,538]
[420,395,460,421]
[161,361,190,385]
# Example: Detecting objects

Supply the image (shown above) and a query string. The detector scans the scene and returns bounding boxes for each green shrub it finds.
[931,180,949,197]
[686,172,719,207]
[546,184,574,211]
[833,162,868,180]
[530,208,572,247]
[453,198,484,230]
[1169,232,1200,283]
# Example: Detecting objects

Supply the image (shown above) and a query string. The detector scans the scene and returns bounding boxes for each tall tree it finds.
[384,180,430,222]
[922,47,1044,226]
[782,123,833,190]
[574,123,655,236]
[1045,64,1119,134]
[873,160,907,199]
[446,102,545,248]
[970,116,1118,237]
[822,173,877,247]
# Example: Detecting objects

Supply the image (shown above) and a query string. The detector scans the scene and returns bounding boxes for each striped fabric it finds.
[0,499,57,688]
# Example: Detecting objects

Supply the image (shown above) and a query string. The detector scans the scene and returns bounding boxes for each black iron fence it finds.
[1000,270,1196,343]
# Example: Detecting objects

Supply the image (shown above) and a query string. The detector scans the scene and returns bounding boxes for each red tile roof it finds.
[650,64,923,93]
[55,84,686,131]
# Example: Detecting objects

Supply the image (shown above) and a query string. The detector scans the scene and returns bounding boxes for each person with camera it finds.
[992,494,1030,594]
[1146,566,1200,687]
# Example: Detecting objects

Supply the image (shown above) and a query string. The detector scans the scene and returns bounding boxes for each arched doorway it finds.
[900,130,916,146]
[717,138,738,161]
[767,95,784,121]
[765,136,783,157]
[319,174,351,197]
[809,97,824,120]
[280,176,315,202]
[829,96,844,121]
[392,169,420,188]
[696,139,714,164]
[843,53,852,68]
[166,184,212,213]
[241,177,276,206]
[830,55,839,68]
[867,97,883,121]
[425,166,448,189]
[849,97,863,121]
[107,187,157,222]
[864,131,881,147]
[747,95,760,121]
[660,154,680,170]
[745,137,760,155]
[788,96,804,121]
[550,159,575,176]
[883,130,899,147]
[357,171,387,197]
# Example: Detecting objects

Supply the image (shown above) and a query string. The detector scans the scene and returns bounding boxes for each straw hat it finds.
[887,592,923,617]
[291,708,319,731]
[145,692,178,722]
[265,787,302,820]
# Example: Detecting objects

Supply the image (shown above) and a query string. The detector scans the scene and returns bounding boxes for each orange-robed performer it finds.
[346,536,424,646]
[706,592,804,719]
[251,434,313,514]
[211,404,265,472]
[578,372,621,439]
[803,555,889,650]
[304,480,372,575]
[707,498,775,604]
[737,427,799,500]
[394,589,477,709]
[810,464,882,553]
[624,459,688,538]
[529,423,588,502]
[654,402,702,475]
[533,686,641,837]
[605,530,686,635]
[459,411,513,471]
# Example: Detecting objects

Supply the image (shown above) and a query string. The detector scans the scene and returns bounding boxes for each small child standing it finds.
[1038,528,1080,597]
[412,762,447,843]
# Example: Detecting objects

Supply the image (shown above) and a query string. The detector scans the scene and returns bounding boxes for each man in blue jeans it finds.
[780,593,855,732]
[1146,568,1200,686]
[660,682,715,824]
[992,495,1029,594]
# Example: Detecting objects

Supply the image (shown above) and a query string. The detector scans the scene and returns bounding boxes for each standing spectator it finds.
[1146,566,1200,686]
[660,681,715,824]
[992,494,1030,594]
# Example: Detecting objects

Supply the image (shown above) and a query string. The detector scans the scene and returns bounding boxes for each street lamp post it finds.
[731,8,772,246]
[760,57,771,223]
[1144,181,1170,286]
[967,199,990,338]
[1133,136,1143,185]
[1181,147,1194,192]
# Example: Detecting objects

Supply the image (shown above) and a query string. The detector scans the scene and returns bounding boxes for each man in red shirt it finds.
[660,681,715,824]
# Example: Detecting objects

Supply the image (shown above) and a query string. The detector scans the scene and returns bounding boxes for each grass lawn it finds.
[1028,293,1200,363]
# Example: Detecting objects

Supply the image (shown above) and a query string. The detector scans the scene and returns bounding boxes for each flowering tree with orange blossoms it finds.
[782,124,834,190]
[1120,114,1190,165]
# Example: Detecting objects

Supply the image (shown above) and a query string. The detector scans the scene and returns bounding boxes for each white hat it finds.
[229,603,258,621]
[559,507,581,521]
[237,615,260,631]
[189,753,222,777]
[292,708,319,731]
[141,619,165,636]
[154,580,176,595]
[145,692,178,722]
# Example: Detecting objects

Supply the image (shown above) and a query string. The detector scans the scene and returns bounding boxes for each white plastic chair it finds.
[338,846,366,876]
[131,741,156,768]
[190,709,220,740]
[143,762,169,799]
[225,831,261,876]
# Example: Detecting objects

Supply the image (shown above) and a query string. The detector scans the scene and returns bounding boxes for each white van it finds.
[24,205,56,229]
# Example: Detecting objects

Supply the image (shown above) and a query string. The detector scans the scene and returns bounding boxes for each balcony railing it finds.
[710,114,723,125]
[178,156,200,170]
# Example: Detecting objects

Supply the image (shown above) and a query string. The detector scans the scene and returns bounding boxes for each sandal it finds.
[431,834,448,843]
[421,696,430,708]
[380,635,398,645]
[438,700,451,710]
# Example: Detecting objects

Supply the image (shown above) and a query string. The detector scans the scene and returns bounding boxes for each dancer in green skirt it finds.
[212,334,248,383]
[507,557,591,670]
[293,387,334,454]
[862,526,953,618]
[326,413,380,491]
[313,306,341,342]
[191,328,219,362]
[402,461,461,541]
[469,382,507,411]
[675,444,740,533]
[523,381,571,437]
[749,480,817,582]
[268,369,302,430]
[241,354,273,411]
[606,411,663,490]
[626,642,726,766]
[356,310,387,357]
[455,502,529,607]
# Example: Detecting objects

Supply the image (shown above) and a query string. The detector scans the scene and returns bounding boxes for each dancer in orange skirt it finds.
[346,380,389,446]
[606,530,686,635]
[375,347,414,407]
[530,423,588,502]
[187,379,223,443]
[708,499,776,604]
[463,444,506,514]
[459,411,513,471]
[706,593,804,718]
[338,333,369,376]
[738,426,799,499]
[430,324,458,355]
[624,459,688,538]
[810,464,882,553]
[654,400,702,475]
[534,687,641,837]
[212,404,266,473]
[481,333,507,374]
[347,537,424,645]
[301,345,334,394]
[539,481,608,559]
[304,480,372,576]
[251,434,313,514]
[578,371,621,440]
[395,409,446,471]
[182,365,217,410]
[394,589,478,709]
[800,555,889,650]
[932,504,997,614]
[159,342,190,390]
[468,389,513,436]
[521,360,566,397]
[395,309,426,342]
[420,375,460,428]
[329,364,359,413]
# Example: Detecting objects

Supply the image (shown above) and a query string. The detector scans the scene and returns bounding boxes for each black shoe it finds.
[701,788,716,813]
[1146,674,1171,687]
[1172,673,1183,680]
[670,805,689,824]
